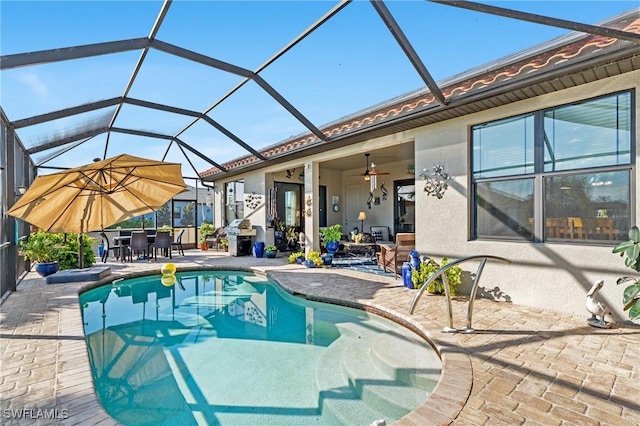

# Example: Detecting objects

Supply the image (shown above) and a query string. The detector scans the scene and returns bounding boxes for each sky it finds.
[1,0,638,178]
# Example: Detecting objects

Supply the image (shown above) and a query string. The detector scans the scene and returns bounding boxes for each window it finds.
[472,91,633,243]
[225,180,244,224]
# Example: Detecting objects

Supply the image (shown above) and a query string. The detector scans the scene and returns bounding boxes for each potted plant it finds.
[285,227,298,250]
[199,222,216,250]
[288,251,306,264]
[157,225,173,235]
[411,257,462,294]
[264,245,278,258]
[321,224,342,254]
[612,226,640,320]
[19,230,63,277]
[305,250,323,268]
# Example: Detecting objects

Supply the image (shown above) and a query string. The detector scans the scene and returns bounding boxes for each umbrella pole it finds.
[78,222,84,269]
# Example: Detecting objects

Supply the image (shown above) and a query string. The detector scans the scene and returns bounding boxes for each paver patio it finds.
[1,249,638,425]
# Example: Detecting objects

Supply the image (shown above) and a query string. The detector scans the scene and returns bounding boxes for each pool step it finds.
[341,332,432,419]
[369,327,441,390]
[315,333,392,425]
[315,320,442,425]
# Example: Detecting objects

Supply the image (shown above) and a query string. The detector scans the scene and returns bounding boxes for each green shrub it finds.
[19,231,96,269]
[288,251,305,264]
[306,250,323,267]
[411,257,462,295]
[612,226,640,320]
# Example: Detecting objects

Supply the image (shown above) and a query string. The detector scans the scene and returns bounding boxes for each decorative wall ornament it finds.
[380,182,388,201]
[407,164,415,175]
[303,195,312,217]
[420,164,451,199]
[245,192,263,209]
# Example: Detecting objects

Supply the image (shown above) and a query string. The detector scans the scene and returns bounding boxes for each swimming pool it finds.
[80,270,441,425]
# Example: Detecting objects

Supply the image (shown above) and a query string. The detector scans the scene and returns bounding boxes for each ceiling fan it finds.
[355,153,390,181]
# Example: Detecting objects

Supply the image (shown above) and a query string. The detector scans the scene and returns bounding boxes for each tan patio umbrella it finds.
[7,154,187,266]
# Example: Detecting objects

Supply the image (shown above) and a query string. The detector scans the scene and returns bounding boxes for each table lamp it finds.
[358,211,367,234]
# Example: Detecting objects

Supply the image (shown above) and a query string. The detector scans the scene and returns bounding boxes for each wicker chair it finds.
[376,233,415,279]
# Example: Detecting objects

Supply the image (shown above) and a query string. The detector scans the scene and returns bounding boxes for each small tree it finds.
[612,226,640,320]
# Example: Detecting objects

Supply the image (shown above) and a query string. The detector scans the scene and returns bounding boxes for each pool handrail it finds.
[408,255,511,333]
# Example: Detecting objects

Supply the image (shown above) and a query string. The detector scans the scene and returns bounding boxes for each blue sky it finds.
[1,1,638,177]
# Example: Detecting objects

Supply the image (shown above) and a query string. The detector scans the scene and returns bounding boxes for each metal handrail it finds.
[408,255,511,333]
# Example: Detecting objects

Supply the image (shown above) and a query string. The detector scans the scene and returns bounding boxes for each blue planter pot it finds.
[402,262,414,289]
[253,241,265,258]
[295,256,305,264]
[265,250,277,259]
[304,260,315,268]
[322,254,333,266]
[325,240,340,254]
[35,262,59,278]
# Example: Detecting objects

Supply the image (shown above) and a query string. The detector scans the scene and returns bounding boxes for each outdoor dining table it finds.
[113,234,156,262]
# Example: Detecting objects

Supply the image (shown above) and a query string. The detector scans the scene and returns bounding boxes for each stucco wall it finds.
[411,71,639,322]
[209,71,637,322]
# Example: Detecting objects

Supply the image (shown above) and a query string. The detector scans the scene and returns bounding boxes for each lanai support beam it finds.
[371,0,447,105]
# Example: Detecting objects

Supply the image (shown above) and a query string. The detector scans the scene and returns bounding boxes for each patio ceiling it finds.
[1,1,639,180]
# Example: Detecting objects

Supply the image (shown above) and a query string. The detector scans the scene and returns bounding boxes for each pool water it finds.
[80,271,441,425]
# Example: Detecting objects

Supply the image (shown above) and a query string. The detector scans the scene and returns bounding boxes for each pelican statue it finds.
[586,280,611,329]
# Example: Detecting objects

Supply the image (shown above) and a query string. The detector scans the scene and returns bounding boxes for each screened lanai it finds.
[2,1,640,296]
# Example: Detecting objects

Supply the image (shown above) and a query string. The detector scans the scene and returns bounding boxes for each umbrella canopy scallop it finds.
[7,154,187,234]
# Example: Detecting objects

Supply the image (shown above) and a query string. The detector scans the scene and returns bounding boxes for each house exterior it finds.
[201,10,640,322]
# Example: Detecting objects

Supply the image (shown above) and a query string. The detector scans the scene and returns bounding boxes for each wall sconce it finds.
[422,164,451,199]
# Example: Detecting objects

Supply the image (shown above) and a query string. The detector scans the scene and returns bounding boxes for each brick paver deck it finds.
[1,250,638,425]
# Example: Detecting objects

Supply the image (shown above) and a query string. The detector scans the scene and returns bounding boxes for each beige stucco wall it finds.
[410,71,639,322]
[210,70,638,322]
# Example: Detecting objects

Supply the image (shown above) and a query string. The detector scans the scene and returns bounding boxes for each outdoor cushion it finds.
[45,266,111,284]
[370,226,393,244]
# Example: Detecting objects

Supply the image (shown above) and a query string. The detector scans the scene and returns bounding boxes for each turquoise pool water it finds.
[80,271,441,425]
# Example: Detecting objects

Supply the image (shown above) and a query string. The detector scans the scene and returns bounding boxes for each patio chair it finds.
[153,231,172,260]
[376,233,415,279]
[129,231,150,261]
[171,229,185,256]
[209,227,227,251]
[100,231,126,263]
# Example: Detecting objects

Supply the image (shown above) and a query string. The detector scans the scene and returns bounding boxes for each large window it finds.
[472,91,633,243]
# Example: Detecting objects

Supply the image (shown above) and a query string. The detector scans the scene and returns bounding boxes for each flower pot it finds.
[253,241,265,258]
[35,262,59,278]
[295,256,305,264]
[265,250,277,259]
[402,262,414,289]
[325,240,340,254]
[304,259,315,268]
[322,254,333,266]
